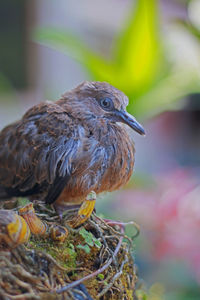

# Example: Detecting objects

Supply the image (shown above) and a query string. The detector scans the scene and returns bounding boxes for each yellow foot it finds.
[70,191,96,228]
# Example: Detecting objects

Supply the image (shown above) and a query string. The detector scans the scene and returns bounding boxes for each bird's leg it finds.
[69,191,96,228]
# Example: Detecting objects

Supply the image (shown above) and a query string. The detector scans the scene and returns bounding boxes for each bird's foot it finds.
[69,191,96,228]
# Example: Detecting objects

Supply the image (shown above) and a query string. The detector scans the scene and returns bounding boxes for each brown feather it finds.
[0,81,144,212]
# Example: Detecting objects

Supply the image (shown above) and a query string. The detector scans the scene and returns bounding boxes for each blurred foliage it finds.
[0,0,27,89]
[165,285,200,300]
[35,0,200,119]
[136,283,165,300]
[177,19,200,41]
[0,73,13,94]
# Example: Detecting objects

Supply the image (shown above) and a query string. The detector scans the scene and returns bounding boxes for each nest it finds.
[0,199,138,299]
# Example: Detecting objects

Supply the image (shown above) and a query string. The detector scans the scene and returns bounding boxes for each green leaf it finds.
[129,69,200,119]
[33,27,113,81]
[79,228,90,239]
[94,239,102,248]
[0,73,13,94]
[79,228,94,246]
[112,0,164,95]
[34,27,94,64]
[77,244,91,254]
[97,273,104,280]
[17,197,30,207]
[79,228,102,248]
[176,19,200,42]
[69,243,75,250]
[85,237,94,247]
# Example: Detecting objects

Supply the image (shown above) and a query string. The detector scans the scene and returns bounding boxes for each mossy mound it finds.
[0,199,138,299]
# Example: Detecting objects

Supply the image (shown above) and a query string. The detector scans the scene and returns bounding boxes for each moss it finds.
[29,234,78,270]
[0,200,138,299]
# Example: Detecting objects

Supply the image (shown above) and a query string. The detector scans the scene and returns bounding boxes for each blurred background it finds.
[0,0,200,299]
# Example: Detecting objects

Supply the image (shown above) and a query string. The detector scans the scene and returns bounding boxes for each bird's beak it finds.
[116,110,145,136]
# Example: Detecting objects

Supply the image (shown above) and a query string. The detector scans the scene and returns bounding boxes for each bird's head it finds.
[61,81,145,136]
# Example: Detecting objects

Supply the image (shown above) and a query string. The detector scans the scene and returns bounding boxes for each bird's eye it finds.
[100,98,113,110]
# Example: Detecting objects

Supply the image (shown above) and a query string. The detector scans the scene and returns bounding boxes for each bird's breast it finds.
[56,124,135,204]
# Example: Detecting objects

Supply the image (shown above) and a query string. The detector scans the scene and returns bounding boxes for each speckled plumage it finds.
[0,81,144,211]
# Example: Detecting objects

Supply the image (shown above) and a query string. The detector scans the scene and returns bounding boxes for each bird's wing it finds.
[0,102,80,203]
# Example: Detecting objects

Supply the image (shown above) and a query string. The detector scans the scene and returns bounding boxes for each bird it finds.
[0,81,145,227]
